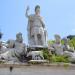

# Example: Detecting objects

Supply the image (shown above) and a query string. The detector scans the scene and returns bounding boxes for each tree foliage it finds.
[69,38,75,49]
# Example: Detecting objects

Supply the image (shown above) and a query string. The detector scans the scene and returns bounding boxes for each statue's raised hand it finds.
[26,6,30,17]
[26,6,29,11]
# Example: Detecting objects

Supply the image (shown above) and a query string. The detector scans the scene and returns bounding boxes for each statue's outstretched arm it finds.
[25,6,29,18]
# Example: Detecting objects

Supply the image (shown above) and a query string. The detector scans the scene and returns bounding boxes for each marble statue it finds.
[0,32,27,62]
[50,35,75,56]
[48,35,75,63]
[0,32,8,54]
[0,41,7,54]
[25,5,47,47]
[52,34,64,55]
[0,40,18,61]
[63,38,75,62]
[63,38,74,52]
[14,32,27,56]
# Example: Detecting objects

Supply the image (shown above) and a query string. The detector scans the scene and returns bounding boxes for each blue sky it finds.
[0,0,75,44]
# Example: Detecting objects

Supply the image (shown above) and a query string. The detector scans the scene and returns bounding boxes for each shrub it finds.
[51,55,69,63]
[42,48,52,62]
[42,48,69,63]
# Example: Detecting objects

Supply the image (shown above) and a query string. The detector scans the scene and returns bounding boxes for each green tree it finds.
[69,38,75,49]
[47,40,55,45]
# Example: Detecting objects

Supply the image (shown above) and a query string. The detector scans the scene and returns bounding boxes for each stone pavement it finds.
[0,64,75,75]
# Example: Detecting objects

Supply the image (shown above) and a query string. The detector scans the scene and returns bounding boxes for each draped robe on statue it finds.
[27,14,47,46]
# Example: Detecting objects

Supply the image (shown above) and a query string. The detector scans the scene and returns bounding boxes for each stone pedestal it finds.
[27,46,48,61]
[27,45,48,51]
